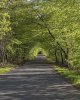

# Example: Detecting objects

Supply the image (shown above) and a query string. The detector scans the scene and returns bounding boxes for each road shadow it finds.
[0,55,80,100]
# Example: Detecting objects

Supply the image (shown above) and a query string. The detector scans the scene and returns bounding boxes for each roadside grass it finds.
[0,64,16,75]
[54,66,80,88]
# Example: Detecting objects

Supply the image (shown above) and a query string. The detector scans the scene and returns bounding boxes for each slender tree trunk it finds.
[55,49,58,63]
[1,40,7,65]
[60,50,64,65]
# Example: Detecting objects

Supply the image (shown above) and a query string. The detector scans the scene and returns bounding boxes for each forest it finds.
[0,0,80,73]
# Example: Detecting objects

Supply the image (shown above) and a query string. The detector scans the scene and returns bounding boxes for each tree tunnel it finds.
[0,0,80,68]
[28,43,48,60]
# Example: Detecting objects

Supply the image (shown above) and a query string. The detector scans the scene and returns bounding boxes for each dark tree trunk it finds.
[0,40,7,65]
[60,51,64,65]
[55,50,58,63]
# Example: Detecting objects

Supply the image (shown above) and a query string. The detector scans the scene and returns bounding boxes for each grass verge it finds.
[54,66,80,89]
[0,64,16,75]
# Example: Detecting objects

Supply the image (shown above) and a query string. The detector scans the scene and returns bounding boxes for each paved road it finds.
[0,55,80,100]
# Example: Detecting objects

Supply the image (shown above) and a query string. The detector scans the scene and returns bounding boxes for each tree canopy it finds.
[0,0,80,71]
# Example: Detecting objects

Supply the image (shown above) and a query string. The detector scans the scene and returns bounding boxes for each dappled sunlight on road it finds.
[0,55,80,100]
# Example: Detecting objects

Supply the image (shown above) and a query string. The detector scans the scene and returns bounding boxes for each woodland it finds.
[0,0,80,73]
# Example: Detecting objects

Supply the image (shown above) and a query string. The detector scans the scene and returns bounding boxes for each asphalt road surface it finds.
[0,55,80,100]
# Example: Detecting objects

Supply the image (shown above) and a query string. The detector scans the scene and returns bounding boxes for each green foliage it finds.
[0,0,80,69]
[0,0,11,39]
[28,43,47,59]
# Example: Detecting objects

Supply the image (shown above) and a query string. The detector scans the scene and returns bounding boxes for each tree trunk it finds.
[1,39,7,65]
[60,50,64,65]
[55,49,58,63]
